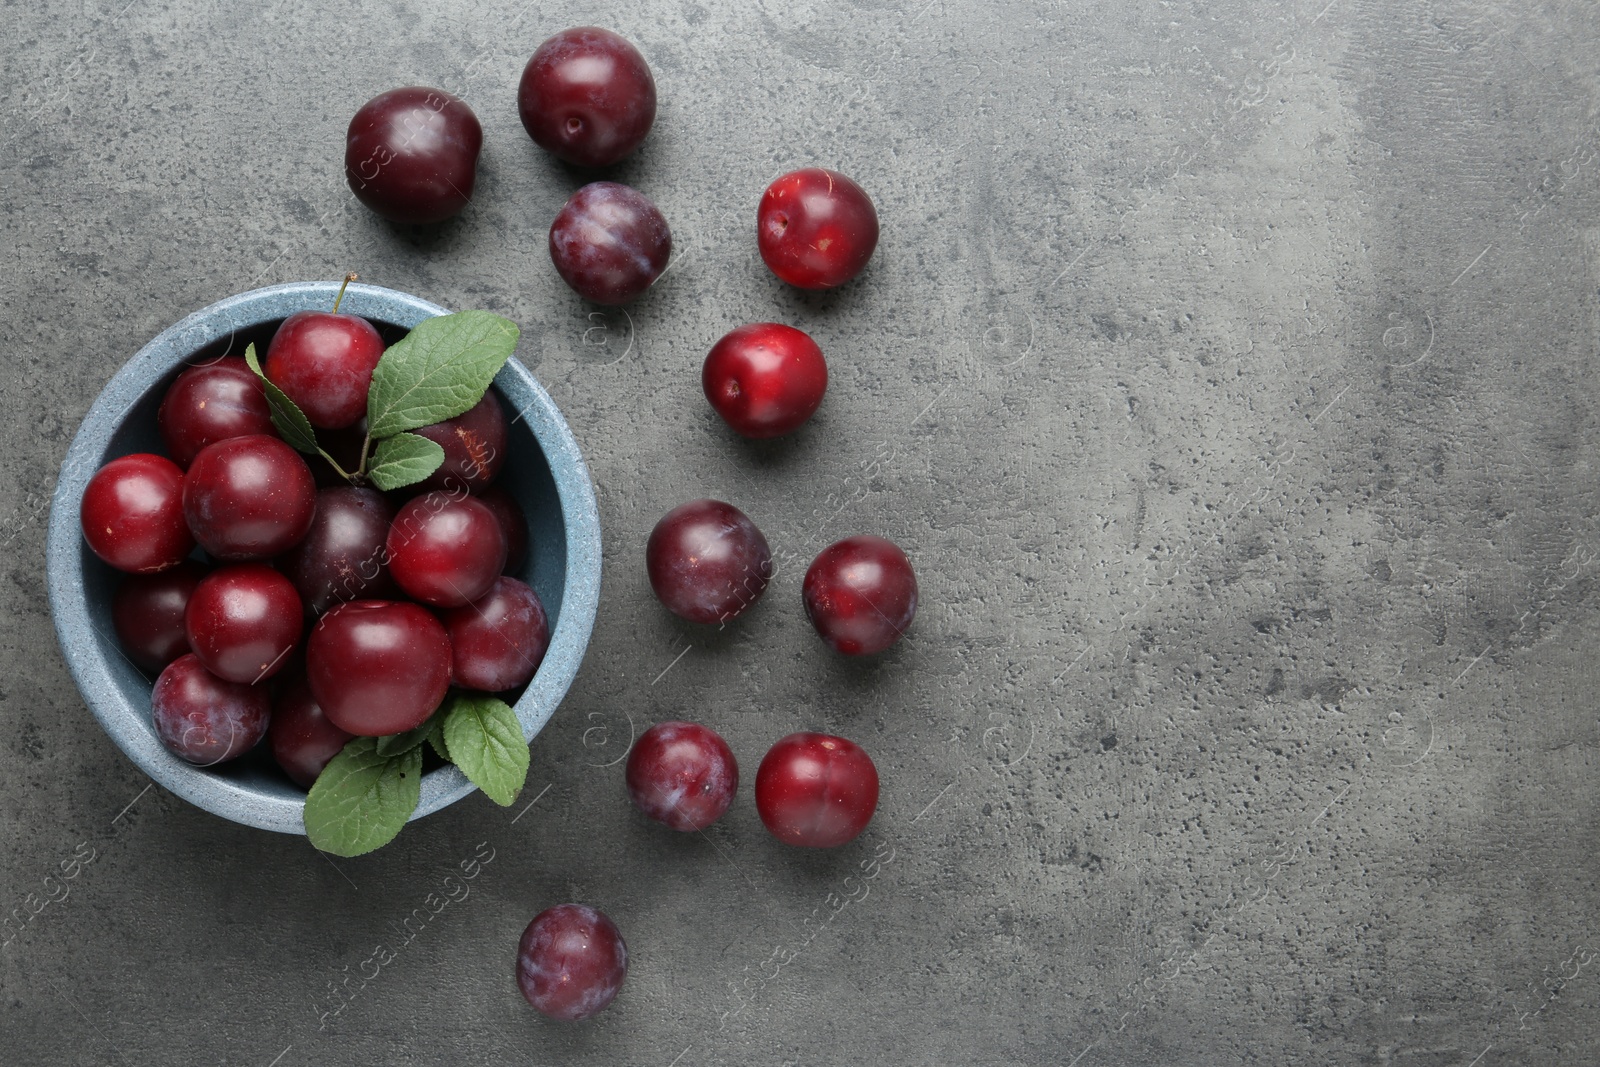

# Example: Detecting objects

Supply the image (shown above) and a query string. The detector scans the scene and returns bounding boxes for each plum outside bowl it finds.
[45,281,601,834]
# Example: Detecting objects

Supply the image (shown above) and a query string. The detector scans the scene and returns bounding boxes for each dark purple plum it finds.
[150,654,271,765]
[755,732,880,848]
[345,87,483,225]
[549,182,671,305]
[478,486,529,572]
[413,393,507,495]
[801,535,917,655]
[307,600,452,736]
[518,27,656,167]
[625,721,738,831]
[386,493,506,608]
[111,561,207,673]
[516,904,628,1020]
[441,577,550,691]
[81,454,194,573]
[184,563,303,684]
[645,499,771,625]
[157,358,276,467]
[181,435,316,561]
[280,487,397,615]
[263,304,385,431]
[269,677,355,788]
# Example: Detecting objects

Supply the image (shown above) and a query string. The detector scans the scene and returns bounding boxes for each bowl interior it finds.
[50,283,598,834]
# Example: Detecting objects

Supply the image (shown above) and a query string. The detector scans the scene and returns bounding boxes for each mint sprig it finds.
[441,693,530,806]
[304,738,423,857]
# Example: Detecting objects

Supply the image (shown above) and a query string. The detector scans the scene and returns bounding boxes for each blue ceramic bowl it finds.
[46,282,601,833]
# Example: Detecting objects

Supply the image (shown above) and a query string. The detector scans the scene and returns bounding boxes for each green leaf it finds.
[243,343,320,454]
[427,716,449,761]
[365,432,445,491]
[304,737,423,857]
[366,311,519,438]
[441,694,529,807]
[374,716,436,757]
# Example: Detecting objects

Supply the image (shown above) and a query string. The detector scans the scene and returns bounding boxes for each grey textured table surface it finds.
[3,1,1599,1064]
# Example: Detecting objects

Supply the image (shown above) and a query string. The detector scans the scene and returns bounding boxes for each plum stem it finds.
[332,272,359,314]
[318,447,357,484]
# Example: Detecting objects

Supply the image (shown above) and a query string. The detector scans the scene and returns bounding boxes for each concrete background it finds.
[2,0,1598,1063]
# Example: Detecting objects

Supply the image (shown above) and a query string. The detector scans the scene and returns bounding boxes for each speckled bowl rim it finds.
[45,282,601,834]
